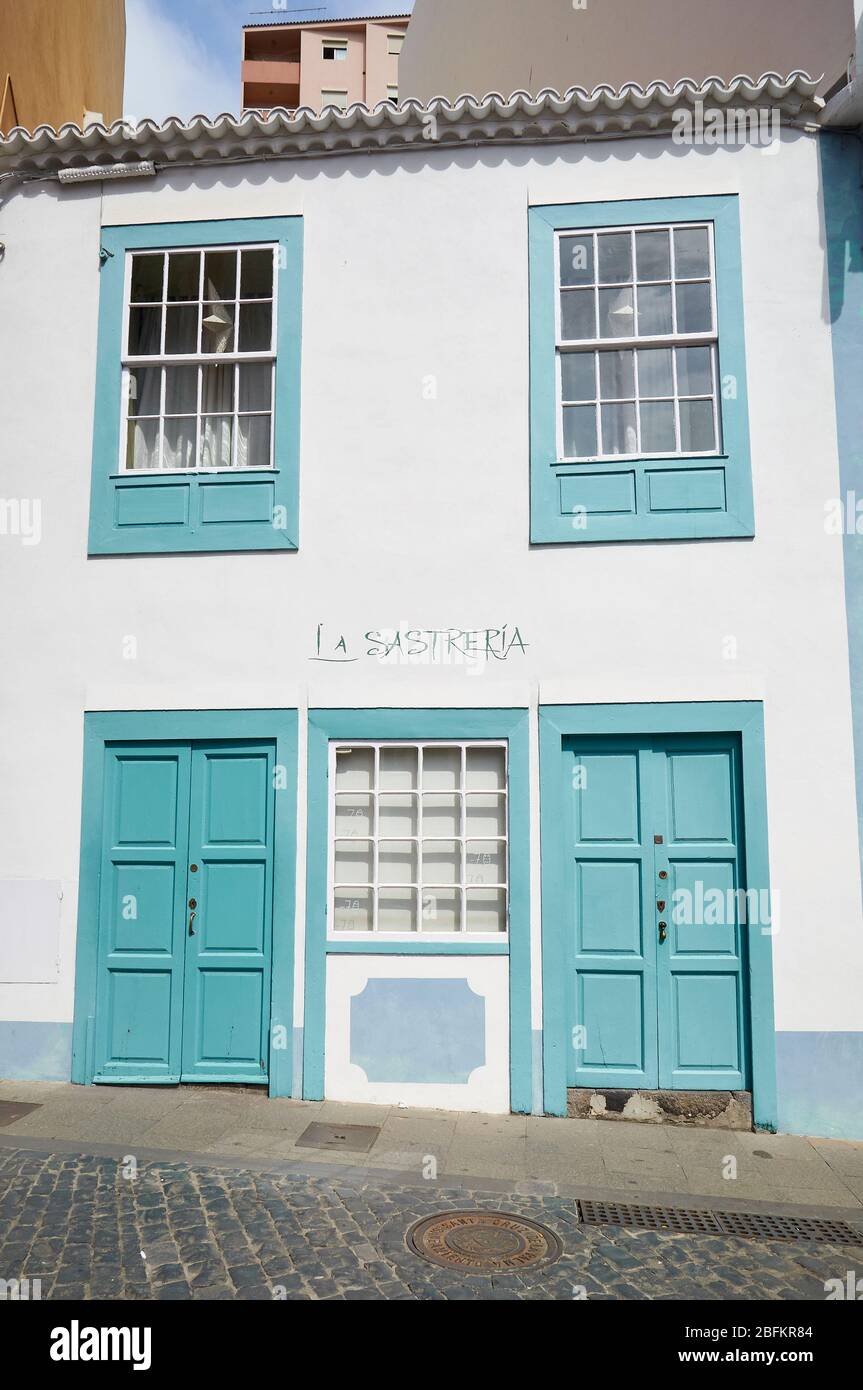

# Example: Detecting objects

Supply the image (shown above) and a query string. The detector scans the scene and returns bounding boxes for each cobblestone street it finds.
[2,1144,863,1301]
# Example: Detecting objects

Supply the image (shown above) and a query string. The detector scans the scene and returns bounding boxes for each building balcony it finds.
[242,86,300,114]
[241,58,301,87]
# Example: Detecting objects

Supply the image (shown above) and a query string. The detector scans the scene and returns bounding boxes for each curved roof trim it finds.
[0,72,822,174]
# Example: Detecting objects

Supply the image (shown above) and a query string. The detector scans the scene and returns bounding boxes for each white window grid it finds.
[327,740,509,939]
[120,243,278,474]
[554,221,721,464]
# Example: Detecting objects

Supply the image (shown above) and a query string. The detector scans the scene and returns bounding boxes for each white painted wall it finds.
[325,956,510,1112]
[0,130,859,1052]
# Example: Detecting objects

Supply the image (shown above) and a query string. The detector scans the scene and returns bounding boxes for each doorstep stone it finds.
[566,1088,752,1130]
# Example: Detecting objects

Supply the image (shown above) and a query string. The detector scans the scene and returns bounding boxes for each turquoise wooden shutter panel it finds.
[180,743,275,1083]
[93,745,191,1082]
[567,741,659,1089]
[654,740,748,1090]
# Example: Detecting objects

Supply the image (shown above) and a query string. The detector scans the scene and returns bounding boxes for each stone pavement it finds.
[2,1142,863,1302]
[2,1080,863,1210]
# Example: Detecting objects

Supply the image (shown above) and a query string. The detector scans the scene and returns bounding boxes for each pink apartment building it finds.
[241,13,410,115]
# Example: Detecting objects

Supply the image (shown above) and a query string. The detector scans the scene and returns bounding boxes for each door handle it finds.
[658,920,667,944]
[188,908,197,936]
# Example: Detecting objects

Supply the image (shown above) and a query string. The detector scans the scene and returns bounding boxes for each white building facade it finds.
[1,76,862,1138]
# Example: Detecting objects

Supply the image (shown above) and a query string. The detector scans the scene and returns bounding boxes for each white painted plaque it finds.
[0,880,62,983]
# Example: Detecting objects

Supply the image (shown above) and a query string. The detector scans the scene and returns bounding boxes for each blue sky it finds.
[124,0,414,123]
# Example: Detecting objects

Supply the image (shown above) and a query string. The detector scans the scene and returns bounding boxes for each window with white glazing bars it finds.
[122,244,277,473]
[329,742,509,935]
[556,223,721,463]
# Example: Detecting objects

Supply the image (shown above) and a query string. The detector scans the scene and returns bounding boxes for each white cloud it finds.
[124,0,238,124]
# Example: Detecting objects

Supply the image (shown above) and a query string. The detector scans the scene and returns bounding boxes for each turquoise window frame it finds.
[529,196,754,544]
[88,217,303,555]
[303,709,533,1113]
[539,702,776,1129]
[71,709,298,1097]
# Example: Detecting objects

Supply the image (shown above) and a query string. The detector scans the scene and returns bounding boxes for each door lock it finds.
[657,900,666,912]
[658,921,668,943]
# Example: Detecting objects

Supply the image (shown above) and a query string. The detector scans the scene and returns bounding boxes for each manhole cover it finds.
[407,1211,563,1272]
[295,1122,380,1153]
[0,1100,41,1128]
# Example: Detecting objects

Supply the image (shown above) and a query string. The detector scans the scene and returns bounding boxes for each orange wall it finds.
[0,0,126,133]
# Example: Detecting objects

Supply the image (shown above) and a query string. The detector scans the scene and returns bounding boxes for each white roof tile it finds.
[0,73,822,175]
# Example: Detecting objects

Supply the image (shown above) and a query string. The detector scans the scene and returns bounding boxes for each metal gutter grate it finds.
[578,1199,863,1245]
[580,1200,718,1234]
[714,1210,863,1244]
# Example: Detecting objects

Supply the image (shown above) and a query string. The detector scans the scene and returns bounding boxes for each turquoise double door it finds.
[566,735,749,1091]
[92,740,275,1085]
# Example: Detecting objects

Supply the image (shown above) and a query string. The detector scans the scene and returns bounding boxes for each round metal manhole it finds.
[407,1210,563,1273]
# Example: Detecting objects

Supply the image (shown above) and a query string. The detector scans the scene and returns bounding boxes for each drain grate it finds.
[714,1210,863,1244]
[578,1199,863,1245]
[0,1100,42,1128]
[580,1200,718,1235]
[295,1122,380,1153]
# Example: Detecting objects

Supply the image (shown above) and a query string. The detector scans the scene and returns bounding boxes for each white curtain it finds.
[200,364,233,469]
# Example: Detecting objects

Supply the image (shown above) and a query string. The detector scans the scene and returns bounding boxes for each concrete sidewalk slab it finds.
[1,1080,862,1211]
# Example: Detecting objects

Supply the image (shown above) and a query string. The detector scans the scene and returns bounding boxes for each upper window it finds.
[88,216,302,556]
[556,223,719,463]
[529,195,753,545]
[387,33,405,56]
[387,85,398,104]
[322,39,348,60]
[329,741,509,937]
[123,245,276,473]
[320,89,348,109]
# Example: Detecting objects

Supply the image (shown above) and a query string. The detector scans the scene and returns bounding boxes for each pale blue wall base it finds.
[776,1032,863,1140]
[2,1019,860,1141]
[0,1022,72,1082]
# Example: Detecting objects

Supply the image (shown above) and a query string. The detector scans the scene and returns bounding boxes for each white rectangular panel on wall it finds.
[325,954,510,1113]
[0,881,62,983]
